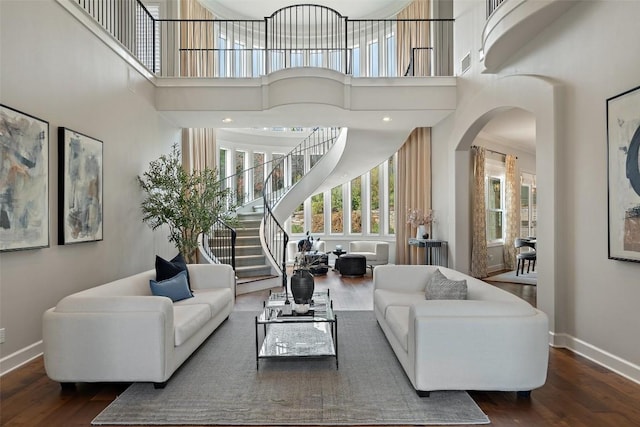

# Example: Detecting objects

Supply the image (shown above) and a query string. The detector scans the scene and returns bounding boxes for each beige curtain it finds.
[182,128,217,173]
[471,146,487,278]
[503,155,519,270]
[180,0,216,77]
[396,128,432,265]
[396,0,431,76]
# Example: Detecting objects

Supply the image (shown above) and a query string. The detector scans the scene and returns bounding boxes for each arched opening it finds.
[446,75,559,334]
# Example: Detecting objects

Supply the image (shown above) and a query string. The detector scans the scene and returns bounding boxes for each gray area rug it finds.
[92,311,489,425]
[487,270,537,285]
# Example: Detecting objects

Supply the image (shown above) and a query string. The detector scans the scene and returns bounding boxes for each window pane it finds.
[235,151,246,205]
[388,155,395,234]
[520,185,530,236]
[252,48,263,77]
[488,177,501,210]
[331,185,343,233]
[253,152,264,199]
[291,203,304,233]
[370,168,380,233]
[271,154,285,192]
[311,193,324,233]
[219,148,227,183]
[352,47,360,77]
[291,154,304,184]
[386,33,396,77]
[351,177,362,233]
[487,210,503,241]
[368,41,379,77]
[218,36,226,77]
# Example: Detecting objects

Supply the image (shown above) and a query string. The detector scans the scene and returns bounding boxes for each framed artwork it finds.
[58,127,103,244]
[0,105,50,252]
[607,85,640,262]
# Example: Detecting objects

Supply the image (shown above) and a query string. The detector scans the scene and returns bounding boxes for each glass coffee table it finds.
[255,289,338,369]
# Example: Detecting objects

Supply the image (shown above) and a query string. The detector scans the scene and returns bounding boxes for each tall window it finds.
[235,151,246,204]
[352,46,360,77]
[291,154,304,184]
[485,159,505,243]
[217,36,227,77]
[311,193,324,233]
[291,203,304,233]
[368,40,379,77]
[233,41,245,77]
[253,152,265,199]
[369,167,380,233]
[310,50,323,67]
[219,148,228,184]
[350,177,362,233]
[271,154,285,192]
[388,155,395,234]
[331,185,343,233]
[385,33,396,77]
[290,50,303,67]
[252,48,264,77]
[521,173,537,237]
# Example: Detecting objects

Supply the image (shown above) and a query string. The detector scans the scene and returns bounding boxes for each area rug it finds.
[487,270,537,285]
[92,311,489,425]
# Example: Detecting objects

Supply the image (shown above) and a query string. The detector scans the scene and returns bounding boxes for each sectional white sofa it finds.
[43,264,235,388]
[373,265,549,396]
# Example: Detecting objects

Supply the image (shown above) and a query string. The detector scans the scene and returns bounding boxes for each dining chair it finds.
[515,237,536,276]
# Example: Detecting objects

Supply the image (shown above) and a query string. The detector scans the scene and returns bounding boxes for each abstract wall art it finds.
[607,85,640,262]
[0,105,50,252]
[58,127,103,245]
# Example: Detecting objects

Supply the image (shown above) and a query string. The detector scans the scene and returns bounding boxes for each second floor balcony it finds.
[70,1,454,79]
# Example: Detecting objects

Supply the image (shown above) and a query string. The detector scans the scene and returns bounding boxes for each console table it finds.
[407,238,448,267]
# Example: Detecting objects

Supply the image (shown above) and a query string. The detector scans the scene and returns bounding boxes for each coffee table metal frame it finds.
[255,289,338,369]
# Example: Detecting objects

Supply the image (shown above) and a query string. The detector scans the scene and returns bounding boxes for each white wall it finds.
[437,0,640,381]
[0,1,179,373]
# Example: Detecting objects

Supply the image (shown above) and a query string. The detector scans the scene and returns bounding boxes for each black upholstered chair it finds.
[515,238,536,276]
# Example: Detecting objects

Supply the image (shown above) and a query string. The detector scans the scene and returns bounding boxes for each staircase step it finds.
[235,254,266,267]
[236,235,261,246]
[235,245,264,256]
[236,219,262,228]
[238,212,263,221]
[235,264,273,278]
[235,227,260,237]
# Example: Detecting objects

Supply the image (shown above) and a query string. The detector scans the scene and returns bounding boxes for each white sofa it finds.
[43,264,235,388]
[348,241,389,268]
[373,265,548,396]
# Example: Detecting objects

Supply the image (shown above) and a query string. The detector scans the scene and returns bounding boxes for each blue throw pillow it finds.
[150,270,193,302]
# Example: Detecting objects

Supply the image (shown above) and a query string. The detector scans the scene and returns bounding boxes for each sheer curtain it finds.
[396,128,432,265]
[181,129,217,173]
[396,0,431,77]
[503,154,519,270]
[179,0,216,77]
[471,146,487,278]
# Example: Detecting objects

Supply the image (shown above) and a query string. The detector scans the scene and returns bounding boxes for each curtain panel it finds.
[181,128,217,173]
[396,0,431,77]
[503,154,519,270]
[471,146,488,278]
[396,127,432,265]
[179,0,216,77]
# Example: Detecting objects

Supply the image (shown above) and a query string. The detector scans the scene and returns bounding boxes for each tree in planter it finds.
[138,144,236,264]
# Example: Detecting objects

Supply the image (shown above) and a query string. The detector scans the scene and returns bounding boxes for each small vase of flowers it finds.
[407,208,434,239]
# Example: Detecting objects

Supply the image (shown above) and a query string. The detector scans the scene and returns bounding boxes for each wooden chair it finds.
[515,238,536,276]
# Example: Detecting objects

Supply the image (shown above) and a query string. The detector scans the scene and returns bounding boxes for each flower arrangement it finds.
[407,208,434,228]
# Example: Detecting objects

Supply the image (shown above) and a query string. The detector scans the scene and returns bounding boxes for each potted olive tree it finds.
[138,144,236,263]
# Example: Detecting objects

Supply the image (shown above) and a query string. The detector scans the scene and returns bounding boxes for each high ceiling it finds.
[198,0,413,19]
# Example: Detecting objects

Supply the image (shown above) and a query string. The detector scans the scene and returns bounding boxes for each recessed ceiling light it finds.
[222,118,233,123]
[382,116,392,122]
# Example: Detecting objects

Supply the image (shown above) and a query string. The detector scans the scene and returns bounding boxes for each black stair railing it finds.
[202,127,338,273]
[262,127,340,289]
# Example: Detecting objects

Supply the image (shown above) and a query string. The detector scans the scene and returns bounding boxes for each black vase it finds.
[290,269,315,304]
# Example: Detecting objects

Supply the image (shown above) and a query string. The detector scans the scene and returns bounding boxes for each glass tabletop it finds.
[258,290,334,323]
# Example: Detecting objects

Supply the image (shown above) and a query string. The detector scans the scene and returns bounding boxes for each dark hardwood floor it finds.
[2,269,639,427]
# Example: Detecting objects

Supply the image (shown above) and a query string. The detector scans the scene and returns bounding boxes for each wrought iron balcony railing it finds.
[72,1,454,78]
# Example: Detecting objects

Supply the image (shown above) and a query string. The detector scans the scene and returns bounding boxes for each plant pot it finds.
[290,269,314,304]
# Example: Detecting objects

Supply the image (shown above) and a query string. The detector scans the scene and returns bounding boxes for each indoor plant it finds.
[138,144,236,263]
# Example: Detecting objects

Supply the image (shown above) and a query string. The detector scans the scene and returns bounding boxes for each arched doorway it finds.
[446,74,560,334]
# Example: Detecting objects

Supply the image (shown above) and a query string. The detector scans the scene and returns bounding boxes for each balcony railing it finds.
[73,1,454,78]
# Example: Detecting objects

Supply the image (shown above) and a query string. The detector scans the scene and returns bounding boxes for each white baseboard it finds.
[550,332,640,385]
[0,341,43,377]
